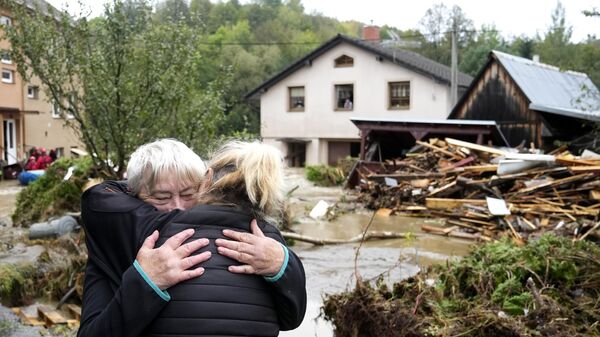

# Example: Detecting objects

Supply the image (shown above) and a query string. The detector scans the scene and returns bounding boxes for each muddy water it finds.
[280,169,473,337]
[0,180,21,223]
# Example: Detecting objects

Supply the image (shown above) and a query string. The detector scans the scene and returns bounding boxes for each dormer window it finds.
[334,55,353,68]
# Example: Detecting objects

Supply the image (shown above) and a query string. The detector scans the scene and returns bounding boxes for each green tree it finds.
[460,25,508,75]
[3,0,227,178]
[535,1,575,68]
[155,0,190,24]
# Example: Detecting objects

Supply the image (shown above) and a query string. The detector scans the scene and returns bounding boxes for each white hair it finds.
[205,140,285,217]
[126,138,206,195]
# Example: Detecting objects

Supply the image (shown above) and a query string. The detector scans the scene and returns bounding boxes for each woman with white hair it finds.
[79,139,306,337]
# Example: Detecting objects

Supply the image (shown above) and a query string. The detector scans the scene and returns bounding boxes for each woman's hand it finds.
[215,220,284,276]
[136,229,211,290]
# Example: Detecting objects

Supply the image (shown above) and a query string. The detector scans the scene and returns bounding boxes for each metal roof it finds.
[493,50,600,122]
[246,34,473,99]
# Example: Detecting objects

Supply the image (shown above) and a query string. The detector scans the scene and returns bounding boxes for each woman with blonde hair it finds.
[80,140,306,337]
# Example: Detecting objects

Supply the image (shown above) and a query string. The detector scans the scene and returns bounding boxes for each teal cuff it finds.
[264,244,289,283]
[133,259,171,301]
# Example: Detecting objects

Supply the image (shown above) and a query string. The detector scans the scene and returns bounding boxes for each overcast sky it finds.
[46,0,600,42]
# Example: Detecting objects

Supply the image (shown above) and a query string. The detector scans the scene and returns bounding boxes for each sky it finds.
[45,0,600,42]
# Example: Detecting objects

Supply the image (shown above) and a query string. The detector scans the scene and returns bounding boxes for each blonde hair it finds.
[203,140,285,218]
[127,138,206,195]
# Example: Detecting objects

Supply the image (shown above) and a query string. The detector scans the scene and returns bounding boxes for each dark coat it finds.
[78,181,306,337]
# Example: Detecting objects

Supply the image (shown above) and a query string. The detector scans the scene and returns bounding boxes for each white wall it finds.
[260,42,454,165]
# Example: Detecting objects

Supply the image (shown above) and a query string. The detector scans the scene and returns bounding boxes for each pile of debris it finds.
[353,138,600,242]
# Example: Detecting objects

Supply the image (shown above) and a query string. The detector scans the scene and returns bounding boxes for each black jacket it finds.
[78,181,306,337]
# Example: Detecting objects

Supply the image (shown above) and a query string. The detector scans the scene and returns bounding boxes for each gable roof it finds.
[450,50,600,122]
[245,34,473,99]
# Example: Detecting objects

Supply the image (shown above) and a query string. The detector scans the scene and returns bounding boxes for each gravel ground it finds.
[0,306,44,337]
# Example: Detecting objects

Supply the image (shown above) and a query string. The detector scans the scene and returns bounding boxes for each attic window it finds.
[334,55,354,68]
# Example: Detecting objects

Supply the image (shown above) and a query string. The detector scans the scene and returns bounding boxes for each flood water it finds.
[280,169,474,337]
[0,171,474,337]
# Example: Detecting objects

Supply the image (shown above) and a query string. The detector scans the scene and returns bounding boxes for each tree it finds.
[417,3,474,65]
[535,1,575,68]
[460,25,508,75]
[155,0,191,24]
[3,0,228,178]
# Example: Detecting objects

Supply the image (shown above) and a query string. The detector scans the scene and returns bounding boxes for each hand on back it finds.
[215,219,284,276]
[136,229,211,290]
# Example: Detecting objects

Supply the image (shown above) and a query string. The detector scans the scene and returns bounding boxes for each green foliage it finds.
[0,263,36,306]
[305,165,345,187]
[0,235,88,307]
[323,234,600,336]
[12,157,94,226]
[3,0,229,179]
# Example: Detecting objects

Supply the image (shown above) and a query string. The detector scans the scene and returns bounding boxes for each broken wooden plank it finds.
[569,166,600,173]
[368,172,445,181]
[556,156,599,166]
[11,307,46,327]
[515,173,593,195]
[578,221,600,241]
[425,198,487,210]
[428,181,459,197]
[37,306,68,327]
[447,230,492,242]
[416,140,464,160]
[439,156,476,171]
[445,137,506,155]
[505,219,523,240]
[519,217,537,230]
[65,304,81,320]
[446,219,486,232]
[445,165,498,174]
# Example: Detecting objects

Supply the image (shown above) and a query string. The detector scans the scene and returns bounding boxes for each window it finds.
[51,101,61,118]
[288,86,305,111]
[335,84,354,110]
[0,16,11,26]
[27,86,39,99]
[389,81,410,109]
[66,92,76,118]
[334,55,354,67]
[1,69,13,83]
[1,50,11,64]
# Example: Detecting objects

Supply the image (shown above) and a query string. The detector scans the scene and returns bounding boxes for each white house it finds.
[246,32,473,166]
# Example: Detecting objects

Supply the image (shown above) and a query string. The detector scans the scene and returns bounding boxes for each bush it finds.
[305,165,345,187]
[12,157,95,226]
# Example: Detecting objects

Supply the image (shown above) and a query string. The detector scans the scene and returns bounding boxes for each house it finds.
[1,0,81,172]
[246,28,473,167]
[449,50,600,149]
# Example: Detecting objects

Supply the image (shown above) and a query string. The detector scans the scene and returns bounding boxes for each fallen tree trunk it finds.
[280,231,414,245]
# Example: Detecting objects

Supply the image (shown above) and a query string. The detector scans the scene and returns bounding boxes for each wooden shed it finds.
[449,51,600,149]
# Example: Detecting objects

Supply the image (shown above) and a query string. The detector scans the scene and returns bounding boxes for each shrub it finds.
[12,157,95,226]
[305,165,345,186]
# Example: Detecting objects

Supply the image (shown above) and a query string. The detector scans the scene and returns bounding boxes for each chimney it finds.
[362,25,380,42]
[532,55,540,63]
